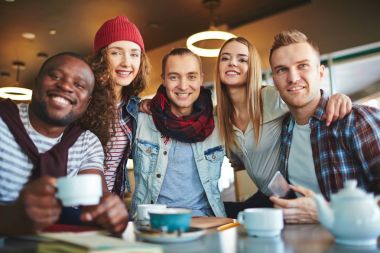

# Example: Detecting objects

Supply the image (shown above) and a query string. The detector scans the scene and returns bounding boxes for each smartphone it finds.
[268,171,294,198]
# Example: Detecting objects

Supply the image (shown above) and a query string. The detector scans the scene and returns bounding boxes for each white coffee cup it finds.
[238,208,283,237]
[56,174,102,206]
[136,204,167,225]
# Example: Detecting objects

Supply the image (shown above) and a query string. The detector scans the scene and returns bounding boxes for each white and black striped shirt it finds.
[0,104,104,202]
[104,105,132,192]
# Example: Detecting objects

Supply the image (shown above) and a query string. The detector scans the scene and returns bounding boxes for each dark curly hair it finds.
[79,48,151,154]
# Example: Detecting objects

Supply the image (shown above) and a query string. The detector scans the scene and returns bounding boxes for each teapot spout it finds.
[314,194,333,230]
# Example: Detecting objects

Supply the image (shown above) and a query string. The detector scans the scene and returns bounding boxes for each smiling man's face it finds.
[271,42,324,110]
[31,54,94,126]
[162,54,203,117]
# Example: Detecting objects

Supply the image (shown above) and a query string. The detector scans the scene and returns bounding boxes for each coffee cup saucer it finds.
[246,228,282,237]
[134,226,205,243]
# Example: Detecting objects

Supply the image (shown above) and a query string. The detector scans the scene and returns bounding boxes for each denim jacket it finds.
[121,96,140,192]
[131,113,226,217]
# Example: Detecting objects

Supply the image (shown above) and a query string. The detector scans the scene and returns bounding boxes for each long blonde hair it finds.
[215,37,263,156]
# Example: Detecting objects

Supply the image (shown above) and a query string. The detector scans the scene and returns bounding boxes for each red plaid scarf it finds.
[151,85,214,143]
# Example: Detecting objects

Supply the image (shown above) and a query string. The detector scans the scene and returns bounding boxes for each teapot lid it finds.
[334,180,368,199]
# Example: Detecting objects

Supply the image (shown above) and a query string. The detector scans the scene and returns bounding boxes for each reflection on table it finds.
[125,222,380,253]
[1,223,379,253]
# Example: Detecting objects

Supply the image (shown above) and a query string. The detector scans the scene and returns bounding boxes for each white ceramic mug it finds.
[56,174,102,206]
[136,204,167,225]
[238,208,283,237]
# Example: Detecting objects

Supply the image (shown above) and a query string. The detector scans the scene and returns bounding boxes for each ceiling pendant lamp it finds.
[186,0,236,57]
[0,61,32,101]
[0,87,32,101]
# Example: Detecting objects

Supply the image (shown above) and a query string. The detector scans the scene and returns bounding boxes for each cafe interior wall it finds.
[143,0,380,96]
[142,0,380,201]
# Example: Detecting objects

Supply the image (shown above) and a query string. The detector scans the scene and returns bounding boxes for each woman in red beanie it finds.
[80,16,150,199]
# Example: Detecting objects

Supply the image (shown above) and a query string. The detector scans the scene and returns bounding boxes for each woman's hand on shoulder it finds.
[324,93,352,126]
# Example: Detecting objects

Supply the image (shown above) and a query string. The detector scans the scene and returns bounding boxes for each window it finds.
[322,42,380,108]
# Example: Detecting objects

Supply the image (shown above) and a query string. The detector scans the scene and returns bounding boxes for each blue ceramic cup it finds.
[149,208,192,232]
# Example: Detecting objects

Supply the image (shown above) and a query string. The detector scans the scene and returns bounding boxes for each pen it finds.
[217,222,240,231]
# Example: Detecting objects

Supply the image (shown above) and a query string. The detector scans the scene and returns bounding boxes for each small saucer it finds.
[335,237,378,247]
[135,227,205,243]
[246,228,282,237]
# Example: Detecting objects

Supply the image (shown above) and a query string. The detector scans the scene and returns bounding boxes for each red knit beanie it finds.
[93,16,145,54]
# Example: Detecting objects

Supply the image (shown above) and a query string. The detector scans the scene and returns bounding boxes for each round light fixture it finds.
[49,29,57,35]
[12,60,26,70]
[186,30,236,57]
[0,71,10,77]
[148,22,160,29]
[37,52,49,59]
[186,0,236,57]
[21,32,36,40]
[0,87,32,101]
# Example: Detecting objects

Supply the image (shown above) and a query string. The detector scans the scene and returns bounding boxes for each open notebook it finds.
[38,231,162,253]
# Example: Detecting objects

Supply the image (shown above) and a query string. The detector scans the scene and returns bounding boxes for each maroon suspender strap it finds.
[0,99,84,179]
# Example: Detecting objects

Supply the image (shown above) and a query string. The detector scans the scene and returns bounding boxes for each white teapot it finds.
[314,180,380,246]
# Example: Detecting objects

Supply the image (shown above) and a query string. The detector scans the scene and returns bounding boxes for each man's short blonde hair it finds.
[269,29,320,63]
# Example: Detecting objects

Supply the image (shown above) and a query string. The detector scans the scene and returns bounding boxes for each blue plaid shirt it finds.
[280,91,380,200]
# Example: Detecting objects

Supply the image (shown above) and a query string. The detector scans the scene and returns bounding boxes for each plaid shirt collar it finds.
[285,89,327,133]
[311,90,329,122]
